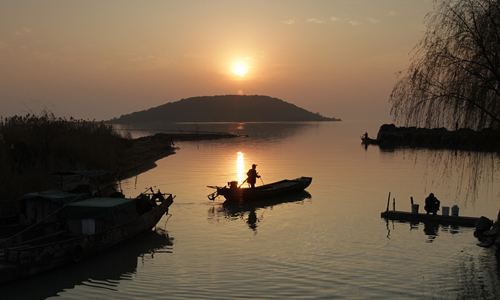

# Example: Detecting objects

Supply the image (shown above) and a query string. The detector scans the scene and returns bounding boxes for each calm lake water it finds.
[3,121,500,299]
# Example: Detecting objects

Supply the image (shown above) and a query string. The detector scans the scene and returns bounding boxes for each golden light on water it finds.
[236,151,245,184]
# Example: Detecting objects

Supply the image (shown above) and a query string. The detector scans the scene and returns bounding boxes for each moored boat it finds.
[0,189,174,284]
[209,177,312,202]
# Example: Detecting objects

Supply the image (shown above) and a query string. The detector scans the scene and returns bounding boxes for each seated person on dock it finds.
[424,193,440,215]
[246,164,261,188]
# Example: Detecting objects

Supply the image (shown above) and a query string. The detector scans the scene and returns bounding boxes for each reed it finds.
[0,113,129,211]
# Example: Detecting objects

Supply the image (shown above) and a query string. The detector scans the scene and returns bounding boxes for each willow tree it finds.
[390,0,500,130]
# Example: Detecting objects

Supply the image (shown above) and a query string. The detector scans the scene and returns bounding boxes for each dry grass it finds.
[0,113,129,211]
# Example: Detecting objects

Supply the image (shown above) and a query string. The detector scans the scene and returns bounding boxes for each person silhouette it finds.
[247,209,258,232]
[246,164,261,188]
[424,193,440,215]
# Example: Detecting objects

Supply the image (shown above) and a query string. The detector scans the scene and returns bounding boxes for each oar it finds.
[238,178,247,188]
[259,177,265,185]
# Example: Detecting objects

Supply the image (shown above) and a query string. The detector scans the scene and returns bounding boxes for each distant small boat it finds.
[209,177,312,202]
[0,189,174,284]
[361,136,379,145]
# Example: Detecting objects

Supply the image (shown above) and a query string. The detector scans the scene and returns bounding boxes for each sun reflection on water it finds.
[236,151,245,184]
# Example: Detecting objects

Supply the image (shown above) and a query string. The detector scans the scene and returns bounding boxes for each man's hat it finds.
[252,164,257,167]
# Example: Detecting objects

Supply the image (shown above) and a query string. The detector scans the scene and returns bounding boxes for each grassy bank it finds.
[0,114,130,213]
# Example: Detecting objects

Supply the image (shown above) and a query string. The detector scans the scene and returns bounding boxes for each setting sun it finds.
[231,61,249,77]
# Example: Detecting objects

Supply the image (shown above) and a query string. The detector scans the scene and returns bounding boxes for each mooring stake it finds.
[386,192,391,212]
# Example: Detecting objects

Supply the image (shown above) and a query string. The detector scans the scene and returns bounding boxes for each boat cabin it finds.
[21,190,89,225]
[63,197,141,235]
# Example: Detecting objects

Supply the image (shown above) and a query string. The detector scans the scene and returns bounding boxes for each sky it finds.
[0,0,434,121]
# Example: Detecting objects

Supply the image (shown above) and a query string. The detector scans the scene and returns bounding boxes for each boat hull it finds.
[217,177,312,202]
[0,195,173,284]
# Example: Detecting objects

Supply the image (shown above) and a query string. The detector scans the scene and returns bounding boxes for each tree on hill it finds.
[390,0,500,130]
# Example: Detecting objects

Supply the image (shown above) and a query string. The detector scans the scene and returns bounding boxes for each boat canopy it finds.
[22,190,88,205]
[22,190,89,224]
[63,197,138,224]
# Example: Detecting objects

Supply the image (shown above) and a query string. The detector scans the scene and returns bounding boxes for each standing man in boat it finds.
[246,164,261,188]
[424,193,440,215]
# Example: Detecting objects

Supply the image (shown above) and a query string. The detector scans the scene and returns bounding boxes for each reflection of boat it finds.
[1,229,173,299]
[209,191,312,232]
[381,210,479,227]
[0,190,174,284]
[223,191,312,213]
[210,177,312,202]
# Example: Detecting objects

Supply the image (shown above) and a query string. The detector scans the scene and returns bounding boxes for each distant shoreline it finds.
[364,124,500,153]
[112,119,342,127]
[111,120,342,133]
[114,120,341,126]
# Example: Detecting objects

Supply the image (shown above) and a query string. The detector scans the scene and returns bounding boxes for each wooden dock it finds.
[381,210,480,227]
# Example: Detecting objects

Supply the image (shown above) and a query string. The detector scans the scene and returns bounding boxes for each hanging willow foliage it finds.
[390,0,500,130]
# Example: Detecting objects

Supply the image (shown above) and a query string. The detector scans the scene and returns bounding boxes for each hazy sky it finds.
[0,0,433,121]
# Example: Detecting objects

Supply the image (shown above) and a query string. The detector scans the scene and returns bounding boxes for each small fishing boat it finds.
[0,189,174,284]
[361,136,379,145]
[208,177,312,202]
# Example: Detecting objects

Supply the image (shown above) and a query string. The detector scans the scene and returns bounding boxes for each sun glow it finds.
[231,61,249,77]
[236,151,245,184]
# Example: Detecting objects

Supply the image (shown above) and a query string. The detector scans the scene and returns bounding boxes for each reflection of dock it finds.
[381,210,480,227]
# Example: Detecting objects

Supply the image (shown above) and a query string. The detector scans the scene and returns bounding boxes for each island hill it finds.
[111,95,340,124]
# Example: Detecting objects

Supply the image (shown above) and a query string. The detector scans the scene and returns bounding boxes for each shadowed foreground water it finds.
[3,121,499,299]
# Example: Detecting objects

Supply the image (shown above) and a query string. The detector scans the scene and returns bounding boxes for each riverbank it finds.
[365,124,500,152]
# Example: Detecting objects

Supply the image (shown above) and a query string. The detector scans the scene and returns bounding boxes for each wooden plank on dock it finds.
[381,210,480,227]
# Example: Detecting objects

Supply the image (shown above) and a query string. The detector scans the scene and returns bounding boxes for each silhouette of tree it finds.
[390,0,500,130]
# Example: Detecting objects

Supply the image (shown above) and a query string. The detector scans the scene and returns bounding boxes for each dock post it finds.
[392,198,396,211]
[386,192,391,212]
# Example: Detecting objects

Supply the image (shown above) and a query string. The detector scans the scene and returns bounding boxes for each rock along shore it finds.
[368,124,500,152]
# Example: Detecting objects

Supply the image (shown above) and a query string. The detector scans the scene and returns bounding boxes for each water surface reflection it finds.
[101,121,498,299]
[2,229,173,300]
[116,122,318,142]
[385,218,463,242]
[208,192,312,233]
